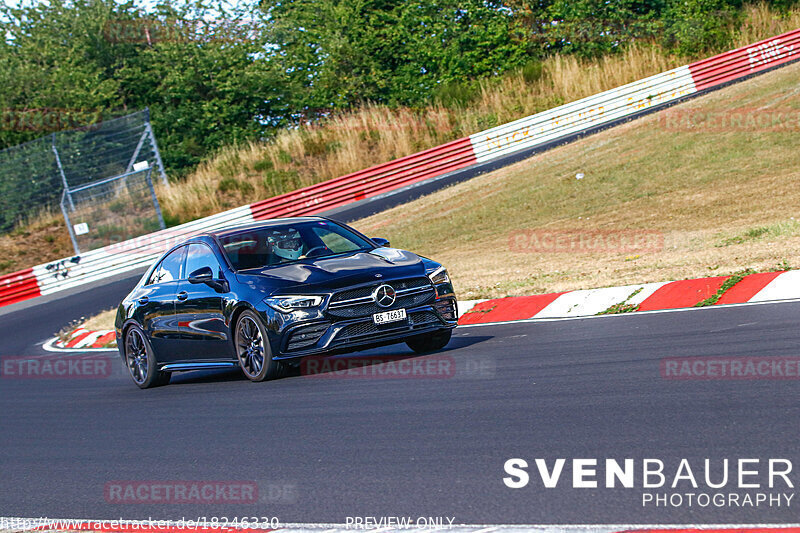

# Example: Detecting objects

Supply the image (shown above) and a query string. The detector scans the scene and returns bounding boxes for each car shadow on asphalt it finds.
[167,334,493,385]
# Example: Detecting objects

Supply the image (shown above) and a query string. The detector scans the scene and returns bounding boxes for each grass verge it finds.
[350,59,800,299]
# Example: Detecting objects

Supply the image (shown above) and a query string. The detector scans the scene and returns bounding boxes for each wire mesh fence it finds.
[61,166,165,253]
[54,110,167,190]
[0,109,168,246]
[0,135,61,232]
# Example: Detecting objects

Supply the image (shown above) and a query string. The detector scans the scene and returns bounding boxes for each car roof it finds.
[199,217,329,240]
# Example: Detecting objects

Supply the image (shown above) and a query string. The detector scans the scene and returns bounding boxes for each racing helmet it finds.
[267,228,304,261]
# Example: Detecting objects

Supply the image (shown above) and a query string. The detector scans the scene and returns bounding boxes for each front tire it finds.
[235,310,287,382]
[124,325,170,389]
[406,329,452,354]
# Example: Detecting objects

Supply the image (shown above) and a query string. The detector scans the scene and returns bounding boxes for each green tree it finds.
[507,0,746,58]
[0,0,126,147]
[661,0,742,56]
[261,0,528,113]
[0,0,285,175]
[113,1,285,173]
[538,0,665,57]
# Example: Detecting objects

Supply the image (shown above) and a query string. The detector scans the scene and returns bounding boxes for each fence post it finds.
[145,168,166,231]
[144,108,169,186]
[60,190,80,255]
[125,129,149,174]
[52,133,74,211]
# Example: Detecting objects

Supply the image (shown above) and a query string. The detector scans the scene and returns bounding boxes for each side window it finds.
[147,247,185,285]
[185,243,221,278]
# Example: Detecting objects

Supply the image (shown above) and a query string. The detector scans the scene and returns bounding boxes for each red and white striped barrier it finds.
[458,270,800,324]
[2,28,798,308]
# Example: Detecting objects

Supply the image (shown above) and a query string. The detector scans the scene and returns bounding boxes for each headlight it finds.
[427,266,450,285]
[264,295,324,312]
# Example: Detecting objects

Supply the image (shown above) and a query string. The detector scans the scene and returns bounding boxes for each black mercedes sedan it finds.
[115,217,458,388]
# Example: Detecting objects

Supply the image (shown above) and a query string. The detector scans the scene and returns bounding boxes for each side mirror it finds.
[372,237,390,247]
[188,266,214,284]
[188,266,229,292]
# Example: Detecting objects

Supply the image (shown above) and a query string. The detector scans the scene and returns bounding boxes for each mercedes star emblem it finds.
[373,284,396,308]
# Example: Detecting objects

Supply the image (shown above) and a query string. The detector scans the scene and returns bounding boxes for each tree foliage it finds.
[261,0,527,114]
[505,0,754,58]
[0,0,281,174]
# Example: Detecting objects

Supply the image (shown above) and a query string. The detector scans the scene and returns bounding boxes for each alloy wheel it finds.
[125,328,149,384]
[237,316,265,378]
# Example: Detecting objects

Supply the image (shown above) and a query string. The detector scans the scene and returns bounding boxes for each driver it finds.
[267,228,305,262]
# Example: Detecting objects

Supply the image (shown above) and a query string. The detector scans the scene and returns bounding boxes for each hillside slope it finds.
[351,60,800,299]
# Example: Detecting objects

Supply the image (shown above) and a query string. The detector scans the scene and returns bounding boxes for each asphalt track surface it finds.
[6,62,800,526]
[2,271,800,524]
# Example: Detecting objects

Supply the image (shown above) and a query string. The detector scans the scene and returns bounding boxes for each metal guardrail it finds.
[1,28,799,308]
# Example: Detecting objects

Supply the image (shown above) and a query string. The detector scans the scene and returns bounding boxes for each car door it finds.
[173,243,230,361]
[137,246,185,361]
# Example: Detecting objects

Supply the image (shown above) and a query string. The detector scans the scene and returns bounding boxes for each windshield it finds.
[219,220,375,270]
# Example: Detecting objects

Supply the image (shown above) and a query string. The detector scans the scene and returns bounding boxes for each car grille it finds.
[330,277,431,303]
[327,277,435,318]
[328,291,435,318]
[285,322,330,352]
[335,311,441,343]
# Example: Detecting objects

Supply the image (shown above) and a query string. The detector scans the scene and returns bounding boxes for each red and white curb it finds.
[2,518,800,533]
[45,327,116,352]
[458,270,800,325]
[40,270,800,353]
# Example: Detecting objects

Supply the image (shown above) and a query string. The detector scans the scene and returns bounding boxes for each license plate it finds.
[373,308,407,325]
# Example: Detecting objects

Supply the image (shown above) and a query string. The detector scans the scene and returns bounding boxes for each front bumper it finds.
[274,297,458,360]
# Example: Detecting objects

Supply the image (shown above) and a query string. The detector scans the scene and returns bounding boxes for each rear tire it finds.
[235,310,287,382]
[406,329,452,354]
[124,325,170,389]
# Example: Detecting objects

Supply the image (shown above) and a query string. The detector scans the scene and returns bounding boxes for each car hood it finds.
[236,247,428,294]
